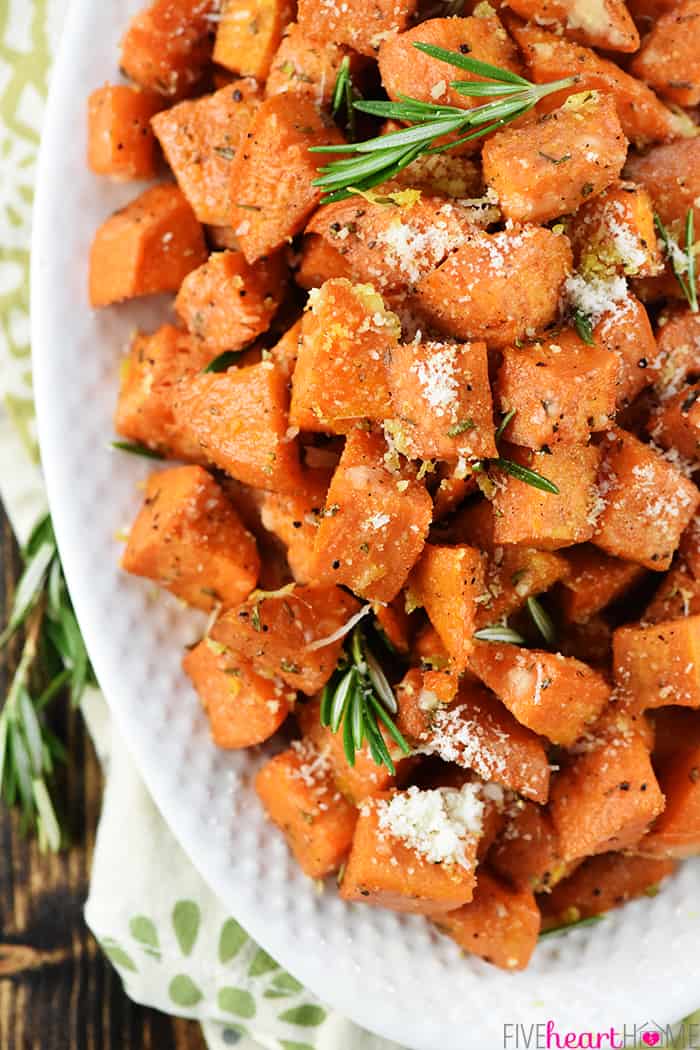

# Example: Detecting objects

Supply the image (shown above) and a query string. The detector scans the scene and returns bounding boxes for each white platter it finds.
[31,3,700,1047]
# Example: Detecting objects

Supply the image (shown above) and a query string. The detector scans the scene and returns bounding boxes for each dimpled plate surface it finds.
[31,3,700,1047]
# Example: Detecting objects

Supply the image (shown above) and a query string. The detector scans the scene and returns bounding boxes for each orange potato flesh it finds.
[120,0,216,99]
[214,0,295,80]
[505,0,639,51]
[558,545,647,624]
[569,181,662,280]
[297,0,417,56]
[625,140,700,231]
[637,743,700,858]
[476,548,570,628]
[259,468,331,584]
[629,0,700,108]
[593,293,662,409]
[87,84,162,180]
[266,22,362,104]
[648,383,700,462]
[295,235,355,290]
[644,563,700,625]
[653,307,700,401]
[489,801,569,893]
[409,544,485,671]
[614,615,700,711]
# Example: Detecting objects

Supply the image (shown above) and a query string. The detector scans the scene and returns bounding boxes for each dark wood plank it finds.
[0,502,206,1050]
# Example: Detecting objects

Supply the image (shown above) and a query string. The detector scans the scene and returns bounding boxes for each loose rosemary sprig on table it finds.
[655,208,698,313]
[0,513,94,850]
[311,44,579,203]
[320,623,410,773]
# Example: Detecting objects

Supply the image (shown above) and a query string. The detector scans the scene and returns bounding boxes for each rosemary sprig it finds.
[320,624,410,773]
[473,625,526,645]
[526,596,557,647]
[539,914,605,938]
[655,208,698,313]
[310,45,579,202]
[111,440,164,460]
[572,307,595,346]
[202,348,247,373]
[0,513,94,849]
[332,55,359,142]
[469,411,559,494]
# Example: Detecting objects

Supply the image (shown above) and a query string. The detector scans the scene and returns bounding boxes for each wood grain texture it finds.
[0,503,206,1050]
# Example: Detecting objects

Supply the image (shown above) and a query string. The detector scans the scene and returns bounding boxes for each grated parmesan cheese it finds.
[375,783,484,867]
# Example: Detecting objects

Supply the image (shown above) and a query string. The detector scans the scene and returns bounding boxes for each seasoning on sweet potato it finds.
[87,83,162,180]
[374,597,413,654]
[504,0,639,51]
[259,467,331,583]
[495,330,618,449]
[255,741,358,878]
[469,642,610,746]
[636,743,700,858]
[409,544,486,671]
[414,225,572,349]
[570,181,662,280]
[614,615,700,711]
[122,465,260,611]
[414,623,451,670]
[644,536,700,623]
[434,869,541,971]
[151,80,262,225]
[625,141,700,232]
[432,464,478,521]
[265,317,302,381]
[120,0,216,98]
[489,801,569,893]
[297,0,417,56]
[311,429,433,603]
[214,0,295,79]
[594,293,661,409]
[175,249,287,353]
[477,548,570,628]
[266,22,362,104]
[183,639,292,747]
[227,95,346,263]
[539,852,676,929]
[592,428,700,571]
[648,383,700,462]
[629,0,700,108]
[290,280,398,432]
[295,235,355,290]
[558,545,646,624]
[89,184,207,307]
[482,91,627,226]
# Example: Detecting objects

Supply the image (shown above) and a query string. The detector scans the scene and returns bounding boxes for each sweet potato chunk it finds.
[409,545,485,671]
[482,91,627,225]
[312,430,433,603]
[266,22,360,104]
[495,331,618,449]
[594,293,661,408]
[539,853,676,929]
[255,742,357,877]
[570,182,661,280]
[505,0,639,51]
[469,643,610,746]
[414,226,572,349]
[592,428,700,570]
[476,548,570,628]
[214,0,295,80]
[122,465,260,611]
[290,280,398,432]
[637,743,700,858]
[432,464,478,521]
[340,787,482,914]
[297,0,417,56]
[295,235,354,290]
[88,84,162,179]
[559,545,646,624]
[89,184,207,307]
[489,801,568,893]
[644,548,700,624]
[259,468,331,583]
[625,140,700,231]
[649,383,700,461]
[434,870,541,971]
[227,95,345,262]
[151,80,262,225]
[614,615,700,710]
[212,584,360,694]
[629,0,700,108]
[183,639,291,747]
[175,250,287,353]
[120,0,216,98]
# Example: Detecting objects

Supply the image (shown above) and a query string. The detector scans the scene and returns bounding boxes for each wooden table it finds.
[0,504,206,1049]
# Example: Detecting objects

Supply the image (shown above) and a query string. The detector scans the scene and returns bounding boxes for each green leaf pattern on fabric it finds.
[248,948,280,977]
[218,987,257,1019]
[278,1006,327,1028]
[172,899,201,957]
[100,937,137,974]
[169,974,204,1008]
[129,915,161,960]
[219,918,248,963]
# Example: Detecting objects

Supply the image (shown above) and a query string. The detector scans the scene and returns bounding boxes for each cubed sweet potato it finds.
[90,184,207,307]
[469,642,610,746]
[653,308,700,404]
[259,467,331,583]
[482,91,627,225]
[592,428,700,570]
[434,869,541,971]
[414,225,572,349]
[558,545,647,623]
[151,80,262,225]
[297,0,417,56]
[409,544,485,671]
[489,801,569,893]
[651,706,700,764]
[570,181,661,280]
[374,597,413,654]
[88,83,162,180]
[290,280,398,432]
[382,145,483,200]
[339,787,481,913]
[477,548,570,628]
[649,383,700,461]
[266,317,302,381]
[122,465,260,610]
[212,583,360,694]
[255,742,357,877]
[505,0,639,50]
[120,0,216,98]
[311,429,433,602]
[414,623,451,670]
[449,497,498,551]
[295,235,355,290]
[629,0,700,107]
[266,22,361,104]
[432,464,478,521]
[175,249,287,353]
[214,0,295,79]
[227,95,345,263]
[625,140,700,231]
[594,293,661,408]
[183,639,292,747]
[637,743,700,858]
[614,615,700,710]
[644,561,700,624]
[559,614,614,668]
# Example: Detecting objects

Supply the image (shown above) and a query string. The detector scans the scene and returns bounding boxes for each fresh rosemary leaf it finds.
[111,440,164,460]
[202,348,247,373]
[655,209,699,314]
[527,596,557,647]
[0,539,54,647]
[449,80,529,97]
[539,914,605,938]
[491,457,560,494]
[447,418,476,437]
[473,625,526,645]
[364,647,396,712]
[32,778,61,853]
[343,694,358,765]
[332,55,350,115]
[412,42,531,85]
[330,668,355,732]
[368,693,411,755]
[351,688,364,751]
[572,308,595,345]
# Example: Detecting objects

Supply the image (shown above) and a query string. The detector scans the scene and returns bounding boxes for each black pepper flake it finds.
[332,559,341,569]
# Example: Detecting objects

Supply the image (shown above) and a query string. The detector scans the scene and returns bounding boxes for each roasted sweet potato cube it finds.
[387,149,483,199]
[259,468,331,583]
[496,331,617,449]
[637,743,700,858]
[175,249,287,353]
[120,0,216,98]
[266,22,361,104]
[183,639,292,747]
[290,280,398,432]
[644,562,700,624]
[212,584,360,694]
[651,706,700,765]
[297,0,416,55]
[625,141,700,230]
[509,22,695,146]
[649,383,700,461]
[559,614,614,668]
[489,801,569,893]
[469,643,610,746]
[255,742,357,878]
[89,184,207,307]
[539,853,676,929]
[122,465,260,610]
[549,731,665,861]
[570,182,662,279]
[408,545,485,671]
[431,463,477,521]
[214,0,294,79]
[594,293,661,408]
[629,0,700,107]
[434,870,541,971]
[295,235,355,290]
[491,442,601,550]
[227,95,345,262]
[450,498,498,551]
[151,80,262,225]
[88,84,162,180]
[482,91,627,226]
[266,318,302,381]
[614,615,700,710]
[387,340,497,462]
[505,0,639,50]
[414,623,451,670]
[395,667,458,739]
[339,786,482,914]
[558,545,646,624]
[477,548,570,629]
[414,226,572,349]
[173,361,302,492]
[311,430,432,603]
[592,428,699,570]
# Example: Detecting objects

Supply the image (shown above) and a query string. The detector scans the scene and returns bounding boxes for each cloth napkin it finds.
[0,2,397,1047]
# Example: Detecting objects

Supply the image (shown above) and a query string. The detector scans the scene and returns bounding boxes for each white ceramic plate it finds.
[31,3,700,1047]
